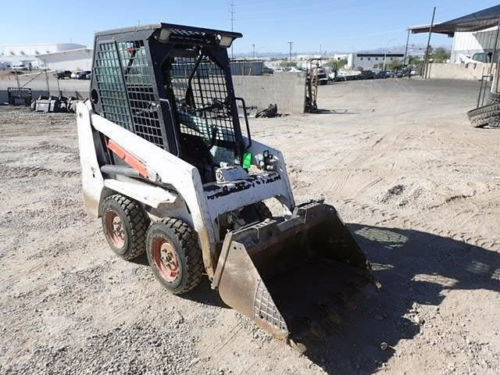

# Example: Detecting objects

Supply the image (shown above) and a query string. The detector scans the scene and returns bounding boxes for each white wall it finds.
[232,73,305,114]
[427,62,492,80]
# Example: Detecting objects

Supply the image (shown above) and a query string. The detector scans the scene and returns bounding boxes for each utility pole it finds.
[56,74,61,96]
[423,6,436,79]
[403,28,410,66]
[252,43,256,59]
[15,70,20,90]
[288,41,293,61]
[230,0,235,59]
[44,69,50,95]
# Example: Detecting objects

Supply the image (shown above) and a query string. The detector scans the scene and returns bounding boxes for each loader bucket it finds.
[212,201,374,347]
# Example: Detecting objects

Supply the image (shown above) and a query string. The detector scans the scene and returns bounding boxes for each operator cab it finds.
[89,23,247,183]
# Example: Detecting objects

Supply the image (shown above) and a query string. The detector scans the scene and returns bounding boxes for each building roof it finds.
[37,48,92,58]
[410,5,500,36]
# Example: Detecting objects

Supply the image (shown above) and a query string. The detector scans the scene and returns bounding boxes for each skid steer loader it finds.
[77,23,374,349]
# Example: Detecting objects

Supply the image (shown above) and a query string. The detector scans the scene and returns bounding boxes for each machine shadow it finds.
[303,224,500,375]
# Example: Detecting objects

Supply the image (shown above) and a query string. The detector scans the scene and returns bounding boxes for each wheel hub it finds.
[153,238,180,282]
[105,211,125,248]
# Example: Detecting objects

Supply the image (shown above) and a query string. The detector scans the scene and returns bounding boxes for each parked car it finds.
[359,70,376,79]
[375,71,389,79]
[314,67,328,85]
[76,70,91,79]
[11,63,29,71]
[55,70,72,79]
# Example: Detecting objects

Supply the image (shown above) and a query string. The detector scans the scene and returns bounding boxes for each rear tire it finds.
[467,102,500,128]
[146,218,203,295]
[101,194,149,260]
[488,92,500,104]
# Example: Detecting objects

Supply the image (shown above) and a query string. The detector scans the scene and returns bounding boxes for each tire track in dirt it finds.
[2,165,79,178]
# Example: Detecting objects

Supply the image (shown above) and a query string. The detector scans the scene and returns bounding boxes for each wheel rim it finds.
[105,211,125,249]
[152,237,180,283]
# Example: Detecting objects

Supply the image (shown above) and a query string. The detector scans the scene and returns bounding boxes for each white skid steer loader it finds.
[77,23,374,349]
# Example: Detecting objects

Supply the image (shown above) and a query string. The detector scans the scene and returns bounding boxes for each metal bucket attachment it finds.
[212,201,374,347]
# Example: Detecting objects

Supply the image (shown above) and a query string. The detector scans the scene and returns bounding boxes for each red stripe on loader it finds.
[107,140,149,178]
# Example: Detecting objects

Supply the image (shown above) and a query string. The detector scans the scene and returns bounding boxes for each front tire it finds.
[146,218,203,295]
[101,194,149,260]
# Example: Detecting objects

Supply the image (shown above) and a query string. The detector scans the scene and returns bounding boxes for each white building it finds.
[332,53,349,61]
[37,48,93,71]
[347,53,405,71]
[0,43,87,70]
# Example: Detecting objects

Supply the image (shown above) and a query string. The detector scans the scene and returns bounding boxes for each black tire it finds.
[488,92,500,104]
[467,102,500,128]
[236,202,273,229]
[101,194,149,260]
[253,201,273,220]
[146,218,203,295]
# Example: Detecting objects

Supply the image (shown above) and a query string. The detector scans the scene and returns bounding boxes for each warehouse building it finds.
[0,43,86,69]
[451,27,499,63]
[347,53,405,70]
[411,4,500,64]
[37,48,93,71]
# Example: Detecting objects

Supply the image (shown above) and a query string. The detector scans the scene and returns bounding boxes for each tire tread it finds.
[102,194,149,260]
[150,217,203,294]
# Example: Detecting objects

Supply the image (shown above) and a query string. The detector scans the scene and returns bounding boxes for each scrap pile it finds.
[31,96,77,113]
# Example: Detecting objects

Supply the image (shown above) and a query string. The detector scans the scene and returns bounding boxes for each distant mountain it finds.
[356,44,450,57]
[235,44,450,59]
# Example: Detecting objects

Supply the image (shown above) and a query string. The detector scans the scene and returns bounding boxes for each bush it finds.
[430,48,450,63]
[279,61,297,68]
[325,58,347,70]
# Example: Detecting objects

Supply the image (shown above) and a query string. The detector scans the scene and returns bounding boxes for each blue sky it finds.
[0,0,498,53]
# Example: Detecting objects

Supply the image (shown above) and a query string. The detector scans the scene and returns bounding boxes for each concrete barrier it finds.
[1,72,307,114]
[427,63,493,80]
[0,75,90,103]
[232,73,305,114]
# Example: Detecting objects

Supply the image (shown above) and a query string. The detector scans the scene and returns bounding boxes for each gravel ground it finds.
[0,78,499,374]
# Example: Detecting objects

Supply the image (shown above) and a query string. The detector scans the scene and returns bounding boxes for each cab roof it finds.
[95,22,242,44]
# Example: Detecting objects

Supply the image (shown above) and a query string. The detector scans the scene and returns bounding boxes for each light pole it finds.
[403,28,411,66]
